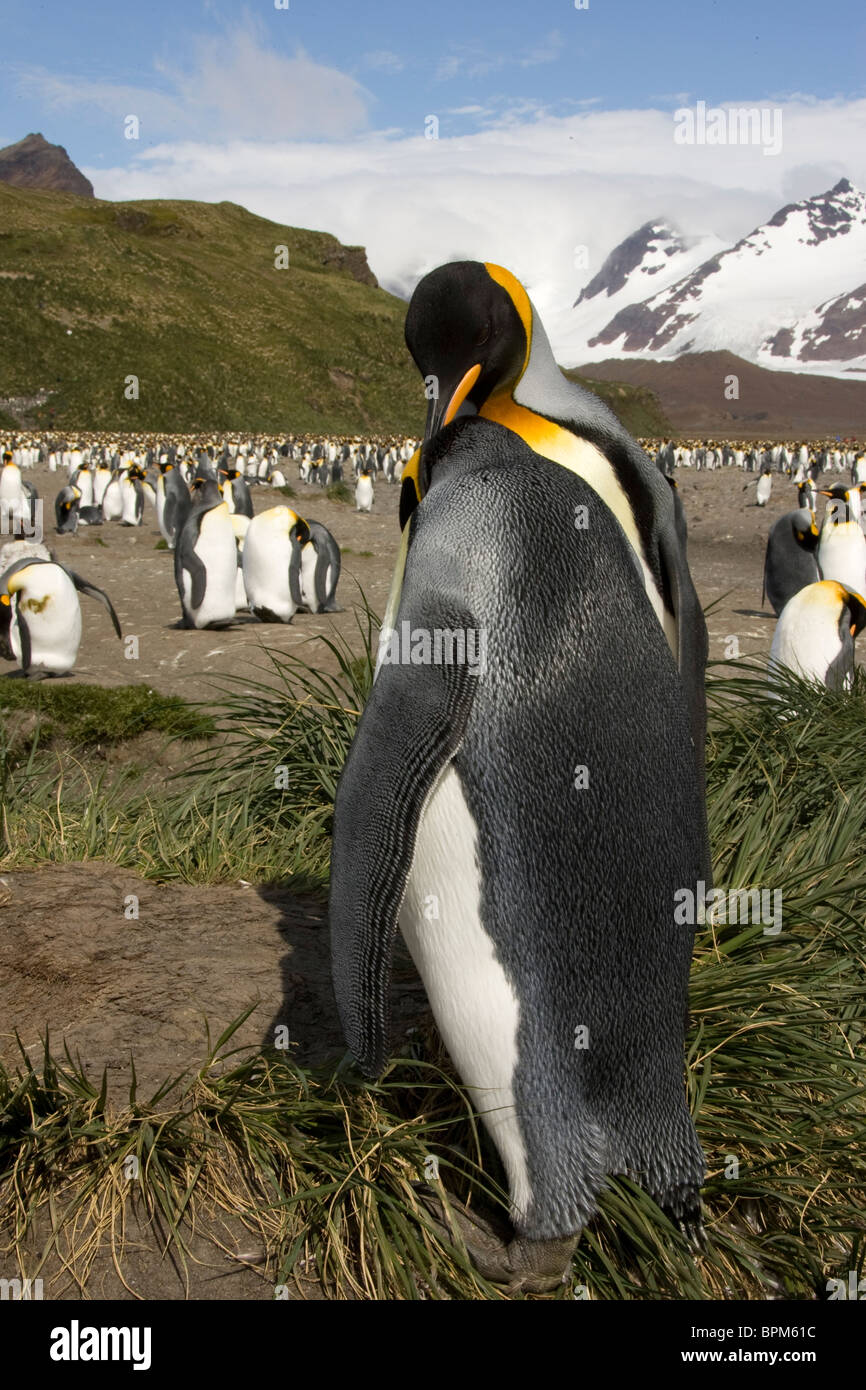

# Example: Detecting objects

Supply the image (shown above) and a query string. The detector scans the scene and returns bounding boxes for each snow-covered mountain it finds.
[550,220,725,365]
[553,180,866,380]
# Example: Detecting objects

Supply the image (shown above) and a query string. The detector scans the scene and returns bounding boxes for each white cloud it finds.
[17,22,372,141]
[83,96,866,360]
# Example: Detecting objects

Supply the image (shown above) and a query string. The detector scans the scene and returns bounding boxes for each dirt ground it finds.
[0,458,820,693]
[0,456,847,1299]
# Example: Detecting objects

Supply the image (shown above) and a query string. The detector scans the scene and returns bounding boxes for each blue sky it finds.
[2,0,864,346]
[3,0,863,161]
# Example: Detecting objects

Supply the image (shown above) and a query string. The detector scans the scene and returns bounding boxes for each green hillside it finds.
[563,369,671,438]
[0,182,670,437]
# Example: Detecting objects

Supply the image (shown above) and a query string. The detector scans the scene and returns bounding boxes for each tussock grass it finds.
[0,637,863,1298]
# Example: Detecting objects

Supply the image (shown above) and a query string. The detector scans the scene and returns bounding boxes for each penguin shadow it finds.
[168,615,261,631]
[734,609,774,620]
[257,885,430,1068]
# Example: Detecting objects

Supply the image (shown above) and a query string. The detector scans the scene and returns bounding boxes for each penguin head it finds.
[405,261,528,429]
[819,484,864,526]
[189,476,222,508]
[401,261,530,525]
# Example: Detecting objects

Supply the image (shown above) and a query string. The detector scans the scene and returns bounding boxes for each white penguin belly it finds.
[399,763,532,1226]
[120,480,140,525]
[191,510,237,627]
[299,544,318,609]
[243,530,296,621]
[818,530,866,598]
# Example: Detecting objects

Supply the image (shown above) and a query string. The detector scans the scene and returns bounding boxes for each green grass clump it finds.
[0,681,212,745]
[326,482,353,504]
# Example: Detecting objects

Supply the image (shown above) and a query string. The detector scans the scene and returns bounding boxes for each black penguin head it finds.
[401,261,532,527]
[842,588,866,640]
[190,476,222,508]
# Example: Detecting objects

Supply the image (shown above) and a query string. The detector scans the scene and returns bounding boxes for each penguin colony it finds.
[654,437,866,689]
[0,436,420,673]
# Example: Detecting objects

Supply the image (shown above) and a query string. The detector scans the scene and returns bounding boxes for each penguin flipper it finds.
[330,608,479,1079]
[17,609,32,674]
[63,568,123,639]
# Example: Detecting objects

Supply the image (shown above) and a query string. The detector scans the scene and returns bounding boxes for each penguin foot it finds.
[415,1186,578,1294]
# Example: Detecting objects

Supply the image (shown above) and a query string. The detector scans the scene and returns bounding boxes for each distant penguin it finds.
[93,463,113,507]
[101,474,123,522]
[70,462,94,508]
[120,466,145,526]
[797,478,817,513]
[762,509,821,615]
[55,486,81,535]
[755,470,772,506]
[242,506,310,623]
[219,468,254,518]
[355,470,374,512]
[174,481,238,629]
[816,485,866,598]
[298,520,341,613]
[0,452,31,532]
[769,581,866,690]
[158,462,192,549]
[0,559,121,677]
[331,263,709,1292]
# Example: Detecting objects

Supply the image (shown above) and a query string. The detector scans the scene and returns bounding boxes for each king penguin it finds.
[769,580,866,690]
[242,506,310,623]
[330,261,709,1293]
[298,520,341,613]
[174,479,238,629]
[0,559,121,677]
[762,508,821,615]
[755,468,773,507]
[816,485,866,598]
[158,459,192,549]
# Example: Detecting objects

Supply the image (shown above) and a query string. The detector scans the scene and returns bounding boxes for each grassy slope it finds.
[0,185,421,435]
[563,368,672,437]
[0,183,670,438]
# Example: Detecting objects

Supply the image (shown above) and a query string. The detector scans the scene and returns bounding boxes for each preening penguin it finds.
[242,506,311,623]
[55,485,82,535]
[769,580,866,690]
[174,480,238,629]
[400,260,708,787]
[762,508,820,616]
[298,520,341,613]
[0,559,121,677]
[330,263,709,1292]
